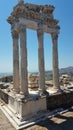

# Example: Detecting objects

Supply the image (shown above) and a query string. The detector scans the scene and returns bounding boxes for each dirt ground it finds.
[0,107,73,130]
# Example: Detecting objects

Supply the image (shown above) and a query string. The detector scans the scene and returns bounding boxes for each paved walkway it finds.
[0,100,73,130]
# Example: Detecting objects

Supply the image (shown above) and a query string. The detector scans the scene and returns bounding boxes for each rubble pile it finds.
[60,74,72,86]
[0,75,13,89]
[28,74,39,88]
[0,75,13,83]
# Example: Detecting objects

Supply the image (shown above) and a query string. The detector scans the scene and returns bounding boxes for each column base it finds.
[50,87,63,94]
[20,91,29,98]
[12,88,20,94]
[38,89,49,96]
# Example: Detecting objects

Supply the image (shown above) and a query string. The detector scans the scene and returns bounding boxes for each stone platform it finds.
[0,89,47,129]
[1,88,73,129]
[1,100,73,130]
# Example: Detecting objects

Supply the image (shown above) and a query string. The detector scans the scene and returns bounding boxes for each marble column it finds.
[12,30,20,93]
[19,26,28,96]
[51,33,60,90]
[37,27,45,94]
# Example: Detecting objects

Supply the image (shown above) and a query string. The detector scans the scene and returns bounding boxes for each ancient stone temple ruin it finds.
[0,0,61,129]
[8,0,60,94]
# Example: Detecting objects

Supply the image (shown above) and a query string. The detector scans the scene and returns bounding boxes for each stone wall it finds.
[28,74,39,88]
[1,87,73,111]
[0,90,8,104]
[47,91,73,110]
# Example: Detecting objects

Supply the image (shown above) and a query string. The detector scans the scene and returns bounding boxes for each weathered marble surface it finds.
[7,0,60,34]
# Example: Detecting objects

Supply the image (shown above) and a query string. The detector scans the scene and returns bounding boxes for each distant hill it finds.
[45,66,73,80]
[45,66,73,75]
[59,66,73,75]
[0,67,73,78]
[0,73,12,77]
[31,66,73,75]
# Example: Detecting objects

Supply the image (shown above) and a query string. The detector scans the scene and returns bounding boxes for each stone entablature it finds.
[7,2,59,30]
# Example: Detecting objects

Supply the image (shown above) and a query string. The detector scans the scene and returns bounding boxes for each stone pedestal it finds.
[8,95,46,120]
[12,30,20,93]
[51,33,60,91]
[37,27,45,95]
[19,26,28,96]
[0,91,47,129]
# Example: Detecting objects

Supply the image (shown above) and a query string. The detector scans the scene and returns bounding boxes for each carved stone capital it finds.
[51,33,58,41]
[37,23,43,35]
[37,29,44,36]
[12,30,19,39]
[19,25,26,33]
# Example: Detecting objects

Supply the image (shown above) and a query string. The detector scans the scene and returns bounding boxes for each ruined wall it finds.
[47,91,73,110]
[0,90,8,104]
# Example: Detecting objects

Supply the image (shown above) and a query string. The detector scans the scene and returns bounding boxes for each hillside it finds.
[45,66,73,80]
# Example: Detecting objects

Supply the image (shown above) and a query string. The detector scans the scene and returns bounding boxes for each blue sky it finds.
[0,0,73,73]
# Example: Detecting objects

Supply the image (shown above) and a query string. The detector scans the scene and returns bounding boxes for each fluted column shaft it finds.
[37,27,45,94]
[12,30,20,92]
[19,26,28,96]
[51,33,60,90]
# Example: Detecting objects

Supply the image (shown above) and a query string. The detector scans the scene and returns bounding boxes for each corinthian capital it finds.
[19,24,26,33]
[51,33,58,41]
[12,30,19,39]
[37,28,43,36]
[37,22,43,35]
